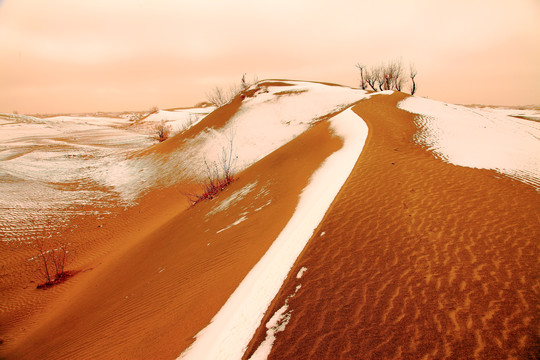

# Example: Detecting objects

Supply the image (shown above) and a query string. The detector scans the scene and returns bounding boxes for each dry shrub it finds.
[206,74,259,106]
[185,134,237,205]
[31,239,73,289]
[154,121,172,142]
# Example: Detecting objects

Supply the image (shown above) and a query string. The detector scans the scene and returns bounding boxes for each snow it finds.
[137,108,214,134]
[169,81,370,183]
[216,215,248,234]
[0,106,217,242]
[0,113,154,242]
[254,199,272,212]
[249,283,303,360]
[465,106,540,122]
[398,97,540,189]
[206,182,257,217]
[249,304,290,360]
[1,82,371,244]
[296,267,307,279]
[177,107,369,360]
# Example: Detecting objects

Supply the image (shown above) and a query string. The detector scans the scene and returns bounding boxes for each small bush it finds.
[185,134,237,205]
[32,239,73,289]
[181,114,197,132]
[154,121,172,142]
[205,74,258,106]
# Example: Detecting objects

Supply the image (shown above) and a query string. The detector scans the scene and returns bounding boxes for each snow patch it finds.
[216,215,248,234]
[207,182,257,217]
[178,107,368,360]
[398,97,540,189]
[296,267,307,279]
[249,283,303,360]
[254,199,272,212]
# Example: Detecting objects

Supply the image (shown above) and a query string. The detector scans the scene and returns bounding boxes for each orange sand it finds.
[244,93,540,359]
[2,89,538,360]
[0,110,343,359]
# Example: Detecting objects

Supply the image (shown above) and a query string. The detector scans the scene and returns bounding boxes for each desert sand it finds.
[1,82,538,360]
[244,93,540,359]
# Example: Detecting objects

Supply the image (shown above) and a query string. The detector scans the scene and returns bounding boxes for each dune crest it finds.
[244,92,539,360]
[1,82,538,360]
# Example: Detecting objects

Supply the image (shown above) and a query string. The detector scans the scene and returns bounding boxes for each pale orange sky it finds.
[0,0,539,114]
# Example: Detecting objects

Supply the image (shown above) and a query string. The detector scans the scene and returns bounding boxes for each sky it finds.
[0,0,539,114]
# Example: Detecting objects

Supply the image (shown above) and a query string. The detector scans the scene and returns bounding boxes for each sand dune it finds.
[244,92,539,359]
[0,80,368,359]
[1,82,539,360]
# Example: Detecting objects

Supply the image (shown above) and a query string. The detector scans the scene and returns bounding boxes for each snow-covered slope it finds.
[399,97,540,189]
[97,81,372,203]
[176,81,370,173]
[0,108,212,242]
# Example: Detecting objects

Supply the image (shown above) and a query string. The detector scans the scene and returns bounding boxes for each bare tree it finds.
[355,63,366,90]
[409,64,418,95]
[376,65,386,91]
[364,67,378,91]
[389,60,403,91]
[241,73,248,91]
[206,74,259,107]
[206,86,228,106]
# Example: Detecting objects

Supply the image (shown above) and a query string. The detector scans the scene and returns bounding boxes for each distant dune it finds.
[0,81,538,360]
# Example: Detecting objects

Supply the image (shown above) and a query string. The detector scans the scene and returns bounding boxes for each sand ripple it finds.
[245,93,540,360]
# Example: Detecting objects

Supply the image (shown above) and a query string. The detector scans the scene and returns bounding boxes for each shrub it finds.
[185,134,237,205]
[32,239,73,289]
[154,121,172,142]
[205,74,258,106]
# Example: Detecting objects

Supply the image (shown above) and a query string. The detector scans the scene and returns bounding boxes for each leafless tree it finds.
[34,239,52,285]
[376,65,386,91]
[241,73,248,91]
[355,63,366,90]
[364,67,378,91]
[206,74,259,107]
[389,60,403,91]
[206,86,228,106]
[410,65,418,95]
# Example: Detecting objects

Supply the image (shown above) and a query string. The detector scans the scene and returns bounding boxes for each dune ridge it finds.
[1,82,538,360]
[1,81,362,359]
[244,92,540,359]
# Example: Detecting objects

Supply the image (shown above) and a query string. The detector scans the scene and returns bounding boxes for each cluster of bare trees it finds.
[356,60,417,95]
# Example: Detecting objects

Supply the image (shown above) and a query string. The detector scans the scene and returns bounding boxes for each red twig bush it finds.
[32,239,73,289]
[185,134,237,205]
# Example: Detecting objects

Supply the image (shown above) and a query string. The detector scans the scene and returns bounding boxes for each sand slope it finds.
[1,84,538,360]
[245,93,539,359]
[1,81,363,359]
